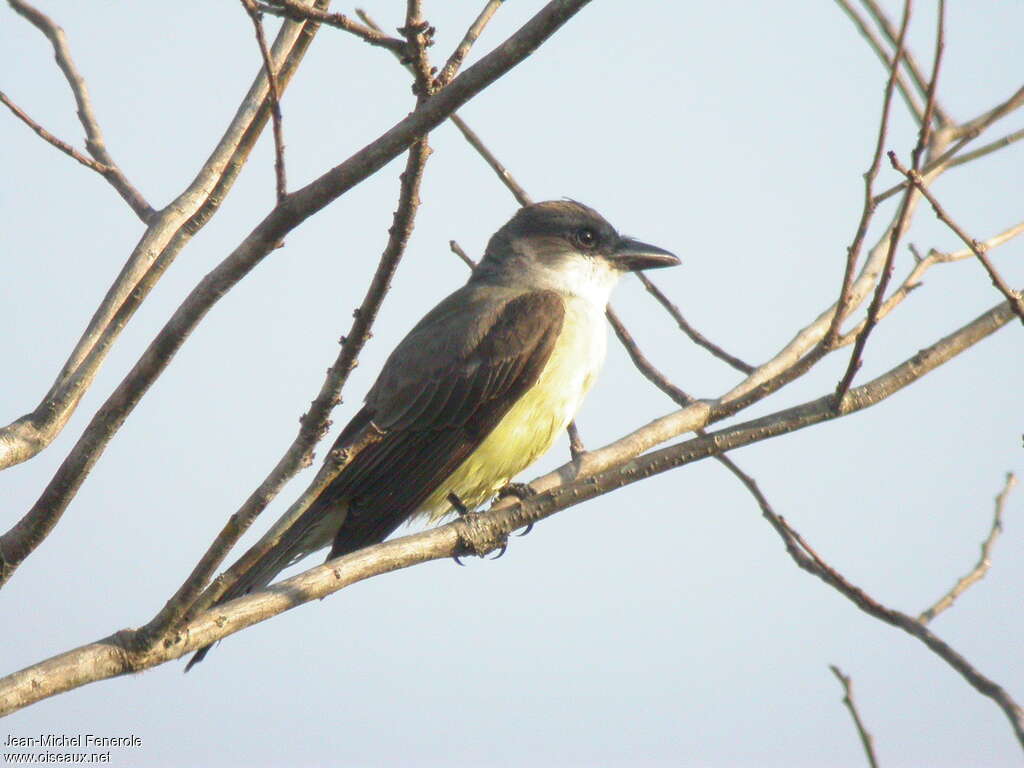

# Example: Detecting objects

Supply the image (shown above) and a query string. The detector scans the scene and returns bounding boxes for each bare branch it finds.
[0,0,597,586]
[834,0,924,124]
[607,307,693,406]
[434,0,504,90]
[873,83,1024,205]
[6,0,153,220]
[399,2,435,101]
[0,295,1014,714]
[0,90,112,175]
[258,0,405,52]
[829,666,881,768]
[952,83,1024,142]
[242,0,288,201]
[833,185,915,401]
[449,239,476,269]
[944,126,1024,171]
[919,473,1017,624]
[0,2,328,473]
[826,0,912,348]
[890,152,1024,324]
[635,272,754,374]
[765,510,1024,751]
[909,0,945,172]
[834,218,1024,345]
[856,0,953,126]
[513,293,1017,528]
[450,114,534,206]
[358,9,535,212]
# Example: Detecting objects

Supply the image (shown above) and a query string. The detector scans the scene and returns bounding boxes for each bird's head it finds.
[473,200,679,305]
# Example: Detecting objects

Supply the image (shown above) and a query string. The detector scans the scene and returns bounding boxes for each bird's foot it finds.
[449,491,511,563]
[496,482,536,501]
[496,483,537,537]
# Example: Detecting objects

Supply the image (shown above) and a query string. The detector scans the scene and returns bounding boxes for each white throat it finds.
[520,254,622,309]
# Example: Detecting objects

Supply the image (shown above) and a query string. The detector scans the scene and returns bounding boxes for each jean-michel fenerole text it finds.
[4,734,141,748]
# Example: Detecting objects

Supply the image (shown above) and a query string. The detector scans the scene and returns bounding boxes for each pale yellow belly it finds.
[418,299,606,521]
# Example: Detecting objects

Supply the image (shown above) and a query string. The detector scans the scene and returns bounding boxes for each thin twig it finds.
[829,666,881,768]
[434,0,504,90]
[944,126,1024,171]
[7,0,154,221]
[832,0,917,403]
[607,308,694,406]
[400,0,435,101]
[0,2,328,474]
[358,9,535,212]
[834,219,1024,346]
[609,298,776,530]
[919,473,1017,624]
[890,153,1024,324]
[449,239,476,269]
[766,509,1024,750]
[826,0,913,347]
[635,272,754,374]
[834,0,924,125]
[450,114,533,206]
[242,0,288,201]
[873,83,1024,206]
[258,0,405,52]
[909,0,944,173]
[857,0,953,127]
[0,90,112,175]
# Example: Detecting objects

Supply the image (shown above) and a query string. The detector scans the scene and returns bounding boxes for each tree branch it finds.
[0,294,1013,715]
[832,0,915,398]
[635,272,754,374]
[829,666,881,768]
[434,0,505,90]
[918,473,1017,624]
[6,0,154,221]
[256,0,405,52]
[855,0,953,126]
[890,153,1024,324]
[0,0,328,472]
[0,0,596,585]
[873,83,1024,205]
[834,0,924,125]
[766,503,1024,751]
[241,0,288,201]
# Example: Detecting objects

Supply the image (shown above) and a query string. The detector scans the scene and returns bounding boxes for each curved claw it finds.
[516,522,534,537]
[489,542,508,560]
[453,554,466,566]
[497,482,537,502]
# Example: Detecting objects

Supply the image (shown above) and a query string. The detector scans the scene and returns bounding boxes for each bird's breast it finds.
[420,296,607,520]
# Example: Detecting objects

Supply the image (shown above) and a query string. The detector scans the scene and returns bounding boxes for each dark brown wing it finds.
[318,287,565,558]
[184,287,565,671]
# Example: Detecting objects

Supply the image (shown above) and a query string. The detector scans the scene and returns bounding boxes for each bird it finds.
[186,200,678,669]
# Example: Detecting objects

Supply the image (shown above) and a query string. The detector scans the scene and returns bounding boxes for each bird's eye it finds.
[573,227,598,249]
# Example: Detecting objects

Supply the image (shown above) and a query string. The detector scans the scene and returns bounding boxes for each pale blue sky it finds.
[2,2,1022,766]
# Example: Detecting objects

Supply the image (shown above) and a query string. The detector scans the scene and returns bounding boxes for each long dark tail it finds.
[184,499,339,672]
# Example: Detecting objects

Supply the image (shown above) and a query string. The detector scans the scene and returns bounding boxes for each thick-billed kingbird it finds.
[187,200,677,669]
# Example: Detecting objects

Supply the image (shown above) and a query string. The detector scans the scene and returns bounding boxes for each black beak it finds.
[609,237,680,271]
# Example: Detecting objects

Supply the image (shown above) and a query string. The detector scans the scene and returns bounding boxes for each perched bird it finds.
[187,200,677,669]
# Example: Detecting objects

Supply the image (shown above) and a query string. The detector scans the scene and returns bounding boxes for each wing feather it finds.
[318,287,565,558]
